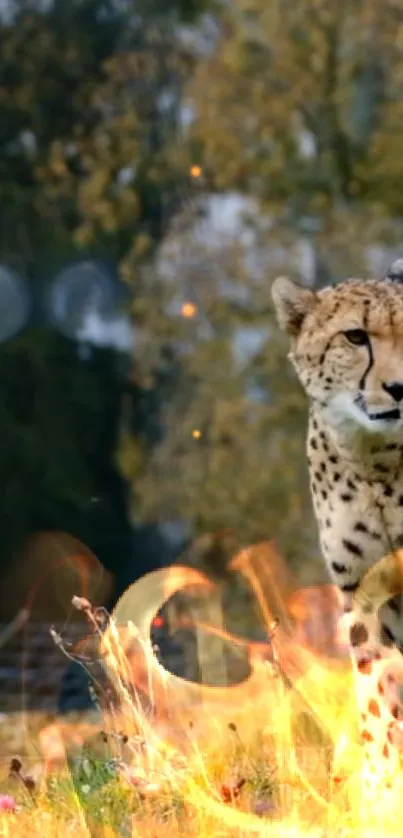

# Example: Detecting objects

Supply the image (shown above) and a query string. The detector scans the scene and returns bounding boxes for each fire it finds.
[3,542,403,836]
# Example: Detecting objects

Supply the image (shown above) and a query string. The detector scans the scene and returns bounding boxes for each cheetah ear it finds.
[271,276,317,337]
[386,258,403,283]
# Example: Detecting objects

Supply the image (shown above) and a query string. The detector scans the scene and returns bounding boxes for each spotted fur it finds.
[272,262,403,783]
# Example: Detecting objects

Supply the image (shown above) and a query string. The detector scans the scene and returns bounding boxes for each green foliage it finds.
[188,0,403,216]
[119,0,403,580]
[6,0,403,588]
[0,0,204,577]
[121,226,317,572]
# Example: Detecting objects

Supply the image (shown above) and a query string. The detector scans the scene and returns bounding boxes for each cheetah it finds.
[271,260,403,786]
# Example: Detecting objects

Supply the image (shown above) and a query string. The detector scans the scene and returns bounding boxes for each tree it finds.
[184,0,403,276]
[119,202,318,577]
[187,0,403,206]
[0,0,208,583]
[0,0,209,267]
[119,0,403,585]
[0,0,129,267]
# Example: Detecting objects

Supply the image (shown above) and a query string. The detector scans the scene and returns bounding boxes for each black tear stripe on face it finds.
[357,298,373,391]
[358,338,373,391]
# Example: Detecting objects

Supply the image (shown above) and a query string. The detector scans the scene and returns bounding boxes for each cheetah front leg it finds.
[343,551,403,789]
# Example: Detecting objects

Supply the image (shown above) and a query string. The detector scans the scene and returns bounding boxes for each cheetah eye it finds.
[343,329,369,346]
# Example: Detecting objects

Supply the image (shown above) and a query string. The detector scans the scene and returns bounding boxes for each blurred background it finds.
[0,0,402,713]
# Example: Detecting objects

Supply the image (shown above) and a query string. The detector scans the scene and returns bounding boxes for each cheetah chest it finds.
[309,457,403,591]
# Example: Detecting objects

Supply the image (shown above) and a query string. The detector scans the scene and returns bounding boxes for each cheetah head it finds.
[271,262,403,436]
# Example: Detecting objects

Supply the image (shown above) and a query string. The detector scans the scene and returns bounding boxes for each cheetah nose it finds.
[382,381,403,403]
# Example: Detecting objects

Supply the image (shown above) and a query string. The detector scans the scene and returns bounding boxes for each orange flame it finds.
[97,542,403,832]
[7,541,403,836]
[96,547,342,825]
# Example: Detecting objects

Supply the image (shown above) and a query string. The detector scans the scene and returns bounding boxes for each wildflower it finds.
[9,756,22,776]
[0,794,17,812]
[220,777,246,803]
[72,595,92,612]
[9,756,36,795]
[23,775,36,794]
[254,798,276,817]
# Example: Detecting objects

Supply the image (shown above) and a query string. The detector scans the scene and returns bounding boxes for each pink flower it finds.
[0,794,17,812]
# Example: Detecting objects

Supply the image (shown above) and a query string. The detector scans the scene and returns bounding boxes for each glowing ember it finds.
[190,164,202,178]
[181,301,198,318]
[151,615,164,628]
